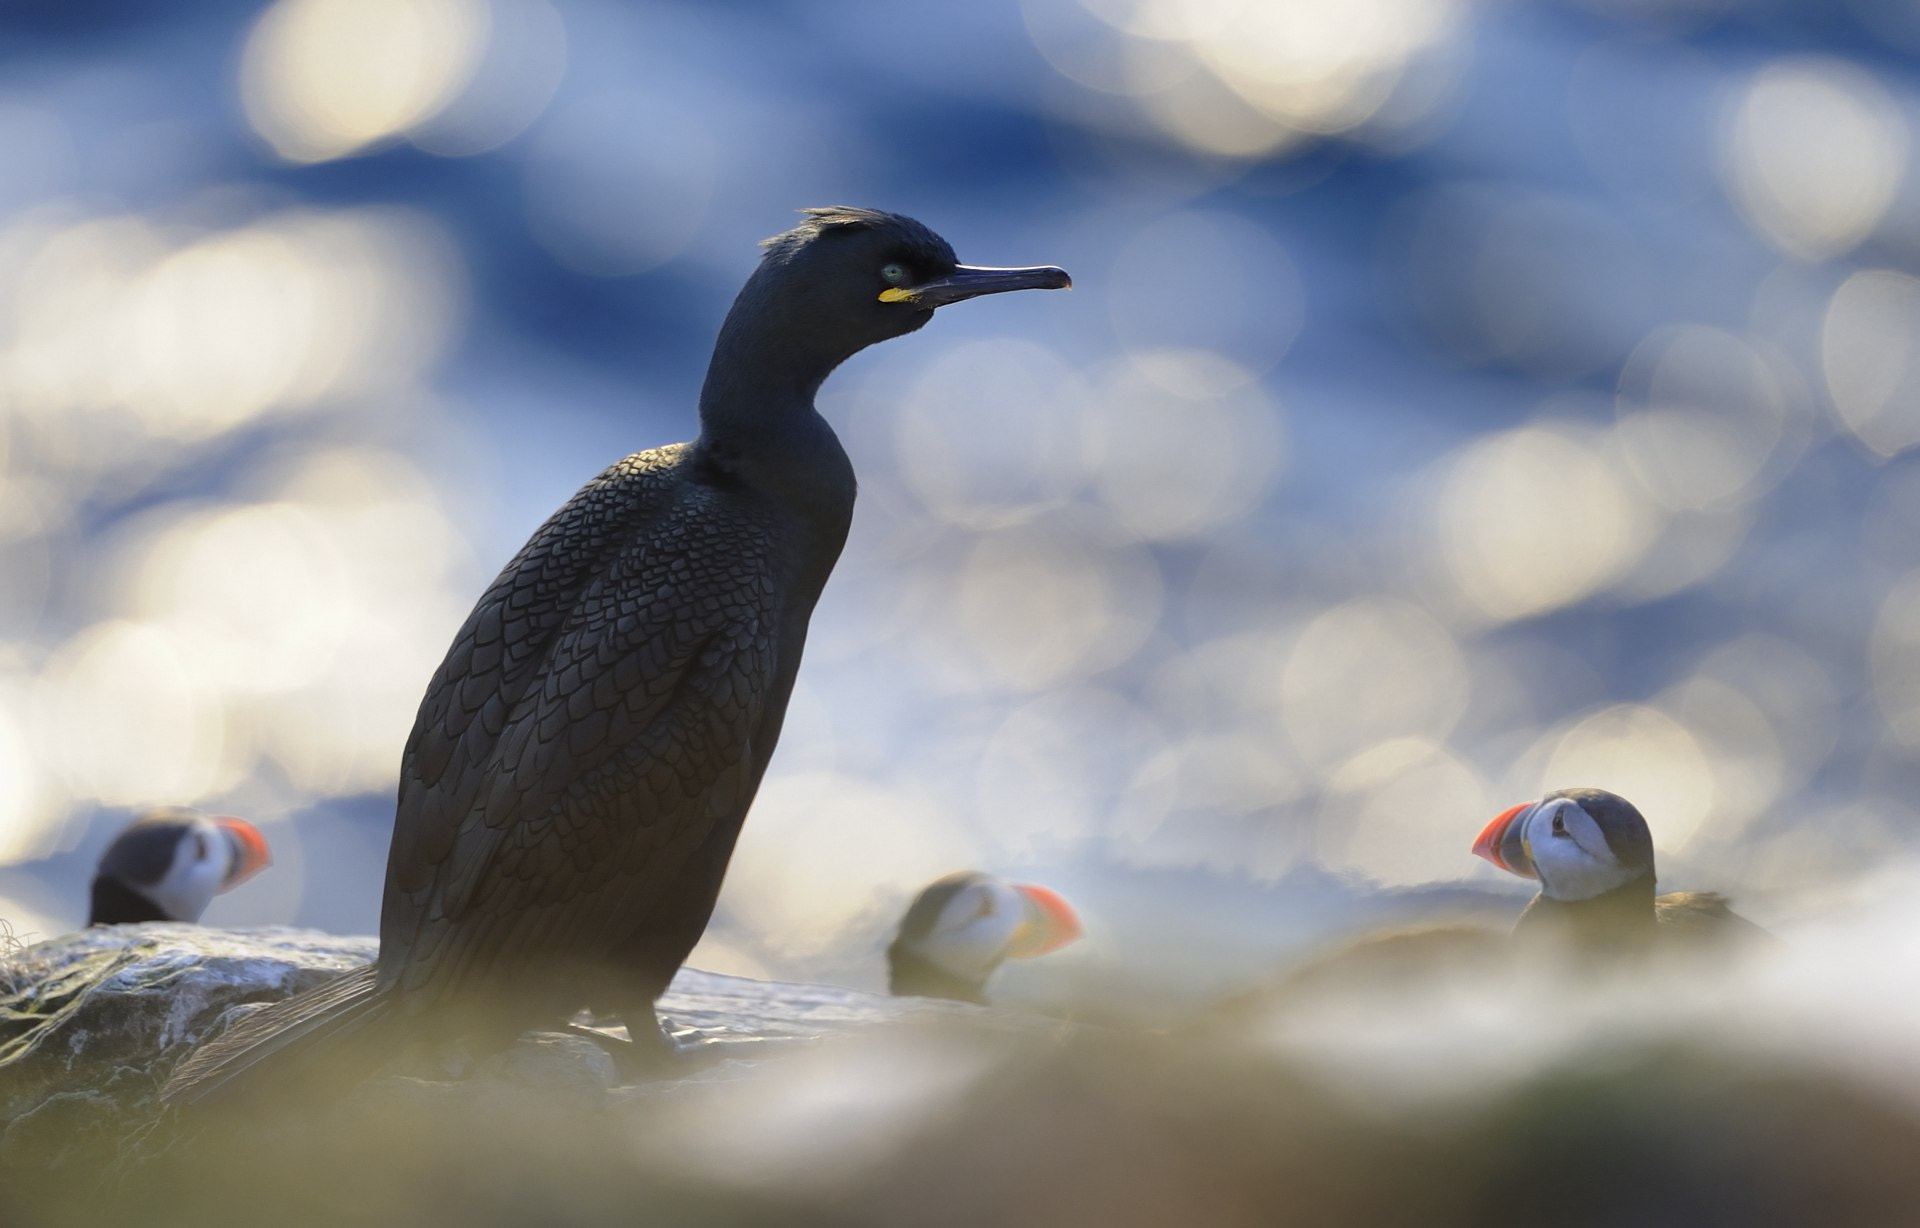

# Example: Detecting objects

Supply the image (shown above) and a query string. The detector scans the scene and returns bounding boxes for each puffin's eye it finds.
[1551,810,1567,836]
[880,263,909,285]
[972,893,995,921]
[194,833,211,861]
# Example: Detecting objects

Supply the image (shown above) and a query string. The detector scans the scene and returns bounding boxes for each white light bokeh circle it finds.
[1316,736,1490,886]
[1823,269,1920,458]
[0,676,62,863]
[950,519,1165,691]
[1083,348,1286,541]
[34,620,235,806]
[718,771,984,962]
[1432,422,1661,623]
[241,0,490,163]
[1871,571,1920,750]
[974,686,1163,855]
[893,339,1092,529]
[1720,56,1908,259]
[1536,704,1716,854]
[1612,325,1795,512]
[1280,597,1470,770]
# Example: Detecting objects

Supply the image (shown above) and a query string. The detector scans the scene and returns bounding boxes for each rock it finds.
[0,925,376,1174]
[2,928,373,1094]
[0,923,1040,1184]
[490,1028,621,1095]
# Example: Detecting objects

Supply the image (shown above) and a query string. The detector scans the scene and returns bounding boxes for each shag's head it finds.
[1473,788,1656,902]
[742,207,1070,358]
[886,871,1082,1003]
[89,807,273,925]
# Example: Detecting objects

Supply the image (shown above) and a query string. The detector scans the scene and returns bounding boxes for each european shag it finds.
[88,807,272,925]
[886,871,1082,1004]
[162,208,1069,1103]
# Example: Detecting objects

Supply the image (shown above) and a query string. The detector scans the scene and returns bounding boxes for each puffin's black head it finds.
[741,207,1071,363]
[89,807,273,925]
[885,870,1082,1004]
[1473,787,1656,902]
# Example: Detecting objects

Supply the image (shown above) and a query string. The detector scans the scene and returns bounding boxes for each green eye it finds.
[881,263,909,285]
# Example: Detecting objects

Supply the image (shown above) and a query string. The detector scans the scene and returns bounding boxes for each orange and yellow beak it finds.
[1473,803,1537,880]
[1006,883,1083,958]
[215,816,273,889]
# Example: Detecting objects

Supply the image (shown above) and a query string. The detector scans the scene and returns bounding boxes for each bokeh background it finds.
[1,0,1918,1012]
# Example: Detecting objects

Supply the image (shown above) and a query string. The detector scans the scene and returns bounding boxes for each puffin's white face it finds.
[1520,797,1641,902]
[898,876,1081,984]
[142,814,241,922]
[1476,796,1642,902]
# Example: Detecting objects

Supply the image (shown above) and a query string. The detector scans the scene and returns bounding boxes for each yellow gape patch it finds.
[877,287,917,302]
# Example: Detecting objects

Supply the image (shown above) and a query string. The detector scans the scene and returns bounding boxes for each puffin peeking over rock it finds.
[89,807,272,925]
[887,872,1083,1004]
[1473,787,1770,951]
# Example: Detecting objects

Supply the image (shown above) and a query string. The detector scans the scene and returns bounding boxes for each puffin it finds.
[88,807,272,925]
[886,871,1083,1004]
[1472,787,1769,951]
[162,209,1069,1104]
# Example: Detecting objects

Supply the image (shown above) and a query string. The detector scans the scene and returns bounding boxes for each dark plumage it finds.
[1473,787,1771,952]
[163,209,1068,1103]
[88,807,271,925]
[886,871,1082,1004]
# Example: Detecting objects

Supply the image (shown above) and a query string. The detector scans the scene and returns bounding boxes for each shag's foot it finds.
[564,1018,808,1081]
[563,1021,681,1080]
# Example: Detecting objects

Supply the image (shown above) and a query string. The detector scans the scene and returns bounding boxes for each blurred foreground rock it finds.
[0,924,1052,1220]
[2,926,374,1139]
[8,924,1920,1228]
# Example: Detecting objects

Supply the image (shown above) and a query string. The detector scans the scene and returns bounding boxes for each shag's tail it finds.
[160,964,393,1108]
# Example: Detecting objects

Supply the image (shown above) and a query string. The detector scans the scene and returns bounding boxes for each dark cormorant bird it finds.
[88,807,272,925]
[886,871,1082,1004]
[162,208,1069,1103]
[1473,787,1770,950]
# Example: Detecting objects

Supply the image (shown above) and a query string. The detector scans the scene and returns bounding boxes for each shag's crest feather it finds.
[760,207,957,269]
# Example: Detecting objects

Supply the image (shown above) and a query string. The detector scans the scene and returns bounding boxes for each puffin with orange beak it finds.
[887,871,1083,1004]
[89,807,273,925]
[1473,788,1768,949]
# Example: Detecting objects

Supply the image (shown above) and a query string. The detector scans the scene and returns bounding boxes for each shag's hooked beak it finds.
[1006,883,1083,958]
[215,816,273,889]
[1473,803,1538,880]
[880,264,1072,308]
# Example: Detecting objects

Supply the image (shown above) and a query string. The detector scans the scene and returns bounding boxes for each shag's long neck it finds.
[888,950,990,1005]
[695,275,855,490]
[1515,873,1658,951]
[694,267,859,619]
